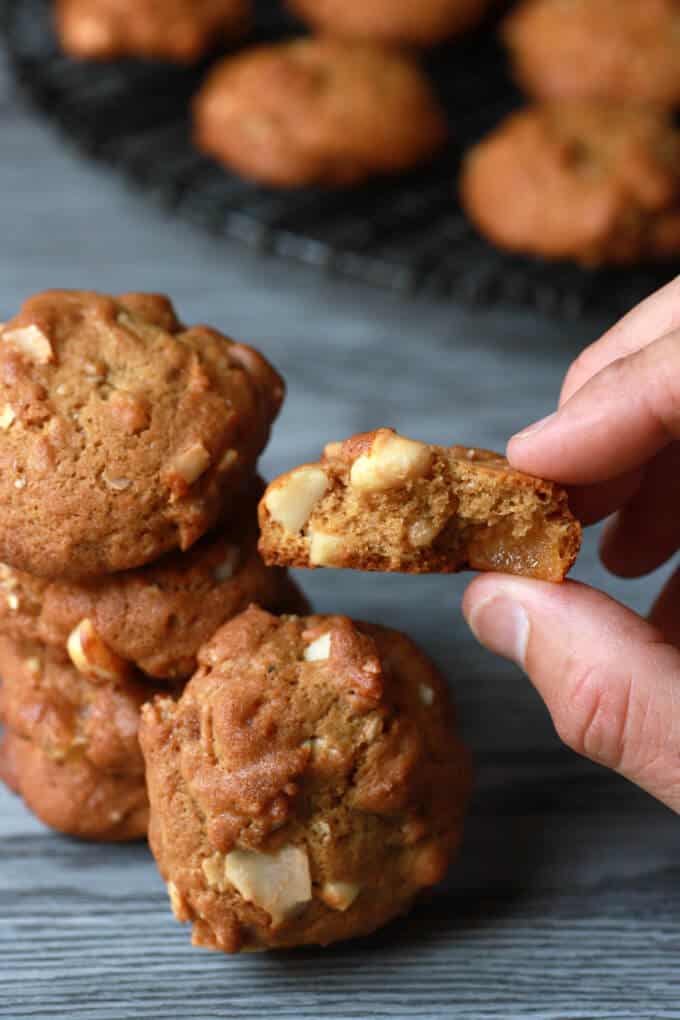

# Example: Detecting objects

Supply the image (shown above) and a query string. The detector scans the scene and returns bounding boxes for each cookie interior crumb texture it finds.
[193,38,448,188]
[258,428,581,581]
[55,0,252,63]
[0,290,284,579]
[139,606,471,952]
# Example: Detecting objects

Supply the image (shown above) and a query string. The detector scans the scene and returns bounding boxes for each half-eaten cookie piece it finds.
[258,428,581,582]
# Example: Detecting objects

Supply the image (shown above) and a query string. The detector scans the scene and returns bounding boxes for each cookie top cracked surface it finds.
[193,38,447,187]
[139,605,471,952]
[0,290,283,579]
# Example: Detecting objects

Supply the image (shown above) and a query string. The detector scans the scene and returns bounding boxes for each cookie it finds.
[193,38,447,187]
[0,290,283,579]
[0,483,309,681]
[503,0,680,108]
[0,636,161,840]
[258,428,581,582]
[460,104,680,265]
[55,0,251,63]
[287,0,490,47]
[139,606,471,952]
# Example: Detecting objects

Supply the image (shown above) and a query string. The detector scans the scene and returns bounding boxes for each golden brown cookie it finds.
[55,0,251,63]
[0,483,309,681]
[503,0,680,108]
[287,0,490,47]
[0,636,161,840]
[0,290,283,580]
[193,38,447,187]
[258,428,581,582]
[460,104,680,265]
[139,606,471,952]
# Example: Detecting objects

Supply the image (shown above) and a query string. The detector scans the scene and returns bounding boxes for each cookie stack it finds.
[0,289,306,840]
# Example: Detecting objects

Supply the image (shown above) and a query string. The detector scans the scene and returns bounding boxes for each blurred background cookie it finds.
[503,0,680,107]
[55,0,252,63]
[193,38,448,187]
[460,104,680,265]
[287,0,491,48]
[140,606,471,953]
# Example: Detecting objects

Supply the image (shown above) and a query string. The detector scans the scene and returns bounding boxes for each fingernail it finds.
[512,412,557,442]
[466,595,530,669]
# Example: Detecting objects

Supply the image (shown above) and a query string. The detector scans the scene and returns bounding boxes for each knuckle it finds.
[561,346,598,402]
[553,659,631,770]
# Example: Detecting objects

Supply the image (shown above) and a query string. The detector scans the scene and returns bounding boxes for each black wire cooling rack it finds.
[3,0,678,319]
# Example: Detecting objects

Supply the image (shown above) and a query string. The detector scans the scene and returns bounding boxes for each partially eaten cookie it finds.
[258,428,581,582]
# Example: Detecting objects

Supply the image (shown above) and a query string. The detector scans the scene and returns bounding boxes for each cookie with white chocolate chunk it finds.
[258,428,581,582]
[0,634,160,840]
[139,605,471,952]
[0,290,283,579]
[0,480,309,681]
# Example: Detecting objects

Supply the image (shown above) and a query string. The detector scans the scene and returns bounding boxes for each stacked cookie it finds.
[0,289,306,840]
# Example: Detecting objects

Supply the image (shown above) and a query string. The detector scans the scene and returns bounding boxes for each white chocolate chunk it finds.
[304,632,331,662]
[2,324,54,364]
[309,531,345,566]
[319,881,360,912]
[350,432,432,494]
[419,684,435,706]
[223,845,312,928]
[265,467,328,534]
[0,405,15,430]
[170,442,211,485]
[67,618,129,681]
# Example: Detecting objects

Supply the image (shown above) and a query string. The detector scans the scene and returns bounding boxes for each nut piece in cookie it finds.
[258,428,581,582]
[193,38,447,188]
[460,104,680,265]
[503,0,680,108]
[56,0,251,63]
[139,606,471,952]
[0,290,283,579]
[288,0,490,47]
[0,480,309,681]
[0,636,164,840]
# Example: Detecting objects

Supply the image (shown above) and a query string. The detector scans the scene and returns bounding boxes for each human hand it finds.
[462,276,680,812]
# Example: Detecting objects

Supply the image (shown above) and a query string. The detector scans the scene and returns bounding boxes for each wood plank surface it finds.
[1,49,679,1020]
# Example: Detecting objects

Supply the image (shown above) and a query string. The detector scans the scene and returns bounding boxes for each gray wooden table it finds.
[1,54,680,1020]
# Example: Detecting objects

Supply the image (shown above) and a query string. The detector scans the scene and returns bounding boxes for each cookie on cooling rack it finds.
[140,605,471,952]
[258,428,581,582]
[460,104,680,265]
[193,38,448,187]
[0,290,283,579]
[287,0,491,47]
[503,0,680,107]
[55,0,251,63]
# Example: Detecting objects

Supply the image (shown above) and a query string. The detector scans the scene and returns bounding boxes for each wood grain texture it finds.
[1,48,680,1020]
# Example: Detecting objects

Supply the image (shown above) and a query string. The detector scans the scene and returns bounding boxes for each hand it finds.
[462,275,680,812]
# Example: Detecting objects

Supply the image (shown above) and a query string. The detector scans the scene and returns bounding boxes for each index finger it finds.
[561,274,680,405]
[508,327,680,485]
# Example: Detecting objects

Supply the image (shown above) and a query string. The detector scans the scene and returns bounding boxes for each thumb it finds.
[462,576,680,813]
